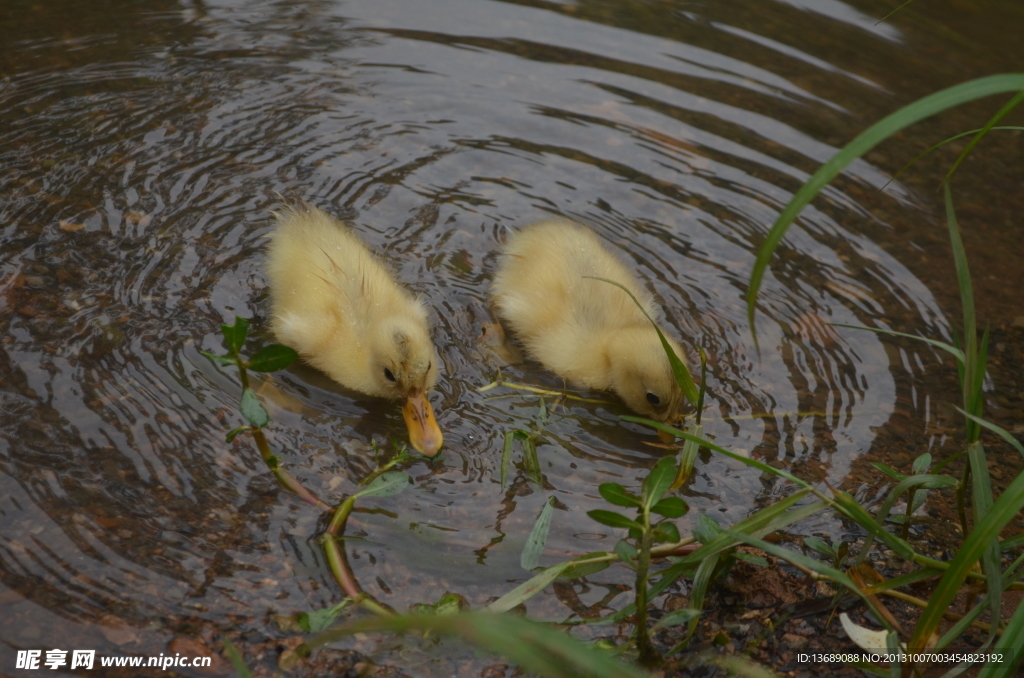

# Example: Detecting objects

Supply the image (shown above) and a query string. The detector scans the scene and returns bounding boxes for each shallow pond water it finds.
[2,0,1023,675]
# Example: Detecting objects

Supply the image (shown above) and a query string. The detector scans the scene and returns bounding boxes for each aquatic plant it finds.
[743,74,1024,676]
[203,317,407,619]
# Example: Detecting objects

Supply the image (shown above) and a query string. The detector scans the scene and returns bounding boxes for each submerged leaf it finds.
[521,498,556,571]
[240,388,269,428]
[352,472,410,499]
[247,344,299,372]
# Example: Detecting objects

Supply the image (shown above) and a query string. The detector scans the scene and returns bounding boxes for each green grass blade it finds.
[876,0,917,25]
[947,91,1024,181]
[725,530,890,628]
[967,441,1001,643]
[583,276,699,404]
[486,561,571,613]
[310,612,651,678]
[829,323,965,362]
[622,417,816,493]
[686,553,721,641]
[883,126,1024,190]
[857,473,956,560]
[944,182,981,443]
[910,463,1024,650]
[979,591,1024,677]
[746,74,1024,338]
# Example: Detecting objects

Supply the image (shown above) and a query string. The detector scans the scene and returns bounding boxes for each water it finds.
[2,0,1022,673]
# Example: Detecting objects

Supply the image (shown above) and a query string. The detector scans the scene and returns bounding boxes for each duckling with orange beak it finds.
[266,204,443,456]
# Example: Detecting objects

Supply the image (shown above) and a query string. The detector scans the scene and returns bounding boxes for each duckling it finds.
[266,204,443,456]
[491,218,685,425]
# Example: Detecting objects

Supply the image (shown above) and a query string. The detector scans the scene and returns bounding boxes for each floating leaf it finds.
[598,483,641,508]
[587,510,642,531]
[247,344,299,372]
[642,456,678,509]
[240,388,269,428]
[486,562,571,613]
[651,496,688,518]
[352,472,410,500]
[522,435,542,486]
[521,497,555,571]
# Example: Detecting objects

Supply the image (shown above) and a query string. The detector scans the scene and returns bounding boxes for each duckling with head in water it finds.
[490,218,686,425]
[266,204,443,456]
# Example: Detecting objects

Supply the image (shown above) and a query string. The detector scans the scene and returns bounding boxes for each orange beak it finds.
[402,391,443,457]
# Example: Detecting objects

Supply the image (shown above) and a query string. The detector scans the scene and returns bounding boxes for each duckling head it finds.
[606,326,685,426]
[368,317,443,457]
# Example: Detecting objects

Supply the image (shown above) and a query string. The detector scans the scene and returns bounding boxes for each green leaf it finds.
[559,554,612,580]
[830,323,965,363]
[642,456,678,509]
[746,74,1024,340]
[225,425,252,443]
[298,601,349,634]
[522,435,542,486]
[434,593,467,616]
[222,316,249,355]
[651,496,688,518]
[653,521,680,544]
[521,497,555,571]
[240,388,269,428]
[871,462,904,481]
[693,513,722,545]
[247,344,299,372]
[598,482,642,508]
[501,431,515,490]
[588,510,642,531]
[959,408,1024,458]
[803,536,833,559]
[352,472,410,500]
[582,276,699,405]
[308,612,650,678]
[201,351,238,367]
[221,638,253,678]
[912,453,932,475]
[911,460,1024,651]
[653,608,701,629]
[615,540,638,566]
[486,562,571,613]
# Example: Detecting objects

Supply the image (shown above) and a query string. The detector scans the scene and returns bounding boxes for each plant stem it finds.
[635,508,658,667]
[324,496,393,617]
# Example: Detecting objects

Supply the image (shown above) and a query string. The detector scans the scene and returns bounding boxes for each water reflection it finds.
[0,0,996,668]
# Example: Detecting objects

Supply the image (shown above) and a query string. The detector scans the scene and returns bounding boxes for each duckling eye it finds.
[384,367,396,382]
[646,392,661,406]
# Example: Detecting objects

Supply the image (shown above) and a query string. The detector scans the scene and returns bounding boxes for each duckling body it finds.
[266,204,442,455]
[491,218,685,423]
